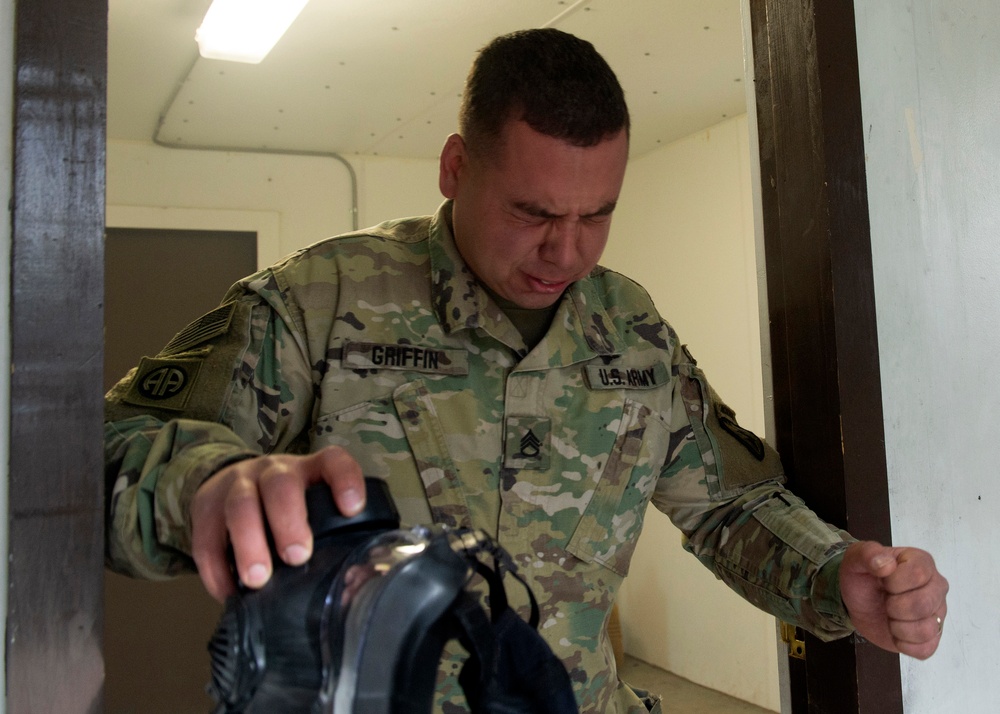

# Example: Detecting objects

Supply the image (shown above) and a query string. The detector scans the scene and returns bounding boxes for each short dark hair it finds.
[459,28,630,156]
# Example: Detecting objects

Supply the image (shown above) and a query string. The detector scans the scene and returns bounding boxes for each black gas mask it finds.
[206,478,579,714]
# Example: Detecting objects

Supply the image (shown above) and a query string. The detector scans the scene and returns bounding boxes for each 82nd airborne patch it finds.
[123,356,204,411]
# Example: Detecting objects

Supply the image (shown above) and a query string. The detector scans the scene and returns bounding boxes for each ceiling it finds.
[107,0,749,160]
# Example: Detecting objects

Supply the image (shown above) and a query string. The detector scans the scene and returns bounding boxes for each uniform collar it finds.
[428,201,626,363]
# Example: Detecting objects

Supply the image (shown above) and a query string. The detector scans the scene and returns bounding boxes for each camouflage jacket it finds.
[105,201,853,713]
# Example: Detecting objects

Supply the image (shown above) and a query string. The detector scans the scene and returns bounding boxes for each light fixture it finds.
[195,0,310,64]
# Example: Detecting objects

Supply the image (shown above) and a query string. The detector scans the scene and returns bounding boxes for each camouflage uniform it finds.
[106,201,853,713]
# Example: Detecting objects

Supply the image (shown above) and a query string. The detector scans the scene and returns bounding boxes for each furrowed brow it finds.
[514,202,562,219]
[584,201,618,218]
[513,200,618,219]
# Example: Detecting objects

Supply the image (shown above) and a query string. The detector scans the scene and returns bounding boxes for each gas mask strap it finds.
[457,528,541,629]
[454,560,579,714]
[453,591,497,714]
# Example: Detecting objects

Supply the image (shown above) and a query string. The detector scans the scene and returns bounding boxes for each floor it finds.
[620,655,777,714]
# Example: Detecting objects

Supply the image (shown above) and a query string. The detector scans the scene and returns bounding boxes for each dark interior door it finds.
[747,1,903,711]
[103,227,256,714]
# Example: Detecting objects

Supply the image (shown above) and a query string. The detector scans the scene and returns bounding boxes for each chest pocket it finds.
[565,397,669,577]
[391,380,473,529]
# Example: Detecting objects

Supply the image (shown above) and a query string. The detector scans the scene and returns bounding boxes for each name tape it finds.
[342,341,469,375]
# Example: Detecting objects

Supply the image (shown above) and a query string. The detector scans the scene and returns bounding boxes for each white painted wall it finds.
[605,115,779,712]
[855,1,1000,710]
[107,140,442,263]
[1,0,13,710]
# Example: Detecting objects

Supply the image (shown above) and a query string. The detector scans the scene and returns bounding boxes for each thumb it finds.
[843,540,898,579]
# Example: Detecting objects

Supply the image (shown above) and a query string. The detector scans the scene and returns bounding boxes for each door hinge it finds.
[780,621,806,660]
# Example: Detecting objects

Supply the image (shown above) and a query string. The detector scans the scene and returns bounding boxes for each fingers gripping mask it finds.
[206,479,579,714]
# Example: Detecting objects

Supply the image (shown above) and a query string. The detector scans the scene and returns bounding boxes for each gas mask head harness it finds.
[207,478,579,714]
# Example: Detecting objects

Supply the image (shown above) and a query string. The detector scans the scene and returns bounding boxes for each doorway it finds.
[5,1,898,711]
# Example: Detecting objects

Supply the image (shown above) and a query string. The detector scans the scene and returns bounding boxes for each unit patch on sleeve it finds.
[122,356,204,411]
[584,361,669,390]
[717,402,766,461]
[342,341,469,375]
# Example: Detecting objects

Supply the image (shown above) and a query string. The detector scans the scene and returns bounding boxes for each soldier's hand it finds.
[190,445,366,601]
[839,541,949,660]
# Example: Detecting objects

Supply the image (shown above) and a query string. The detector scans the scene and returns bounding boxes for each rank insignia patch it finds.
[504,416,551,470]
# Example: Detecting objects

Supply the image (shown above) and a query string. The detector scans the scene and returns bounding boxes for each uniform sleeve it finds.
[104,271,317,579]
[651,339,855,641]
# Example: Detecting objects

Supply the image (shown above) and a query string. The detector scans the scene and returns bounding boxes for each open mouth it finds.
[528,276,568,293]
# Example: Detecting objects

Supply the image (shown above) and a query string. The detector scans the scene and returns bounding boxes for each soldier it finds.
[105,28,948,713]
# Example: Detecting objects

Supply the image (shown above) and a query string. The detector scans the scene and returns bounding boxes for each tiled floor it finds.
[620,655,777,713]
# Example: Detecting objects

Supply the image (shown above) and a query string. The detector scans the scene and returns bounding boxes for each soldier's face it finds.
[439,120,629,309]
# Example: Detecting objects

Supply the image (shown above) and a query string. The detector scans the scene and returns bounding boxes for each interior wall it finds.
[604,115,779,712]
[1,0,13,707]
[106,140,442,262]
[855,1,999,710]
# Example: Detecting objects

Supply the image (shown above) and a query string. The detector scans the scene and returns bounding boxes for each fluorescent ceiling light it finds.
[195,0,310,64]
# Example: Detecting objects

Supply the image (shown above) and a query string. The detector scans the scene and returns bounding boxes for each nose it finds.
[538,219,579,269]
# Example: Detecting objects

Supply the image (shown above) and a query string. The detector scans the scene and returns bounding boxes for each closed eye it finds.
[512,200,617,222]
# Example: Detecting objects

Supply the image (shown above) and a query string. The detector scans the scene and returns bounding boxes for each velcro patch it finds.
[342,341,469,375]
[584,362,669,390]
[122,356,204,411]
[161,303,236,355]
[504,416,551,471]
[717,403,766,461]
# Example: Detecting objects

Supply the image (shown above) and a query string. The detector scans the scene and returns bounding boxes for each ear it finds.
[438,133,466,199]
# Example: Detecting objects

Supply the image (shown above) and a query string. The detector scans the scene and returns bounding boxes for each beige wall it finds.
[605,115,779,712]
[107,140,442,262]
[105,121,777,709]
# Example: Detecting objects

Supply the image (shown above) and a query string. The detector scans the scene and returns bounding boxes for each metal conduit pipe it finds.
[152,53,359,231]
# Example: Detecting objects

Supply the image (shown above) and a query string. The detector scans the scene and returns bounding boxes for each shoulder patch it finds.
[717,403,766,461]
[122,356,204,411]
[679,364,785,500]
[161,303,236,355]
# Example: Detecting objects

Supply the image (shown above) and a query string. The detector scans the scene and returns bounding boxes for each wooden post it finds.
[8,0,107,711]
[747,1,903,711]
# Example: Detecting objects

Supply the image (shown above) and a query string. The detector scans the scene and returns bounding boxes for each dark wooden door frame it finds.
[6,1,899,712]
[748,1,903,711]
[8,0,107,711]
